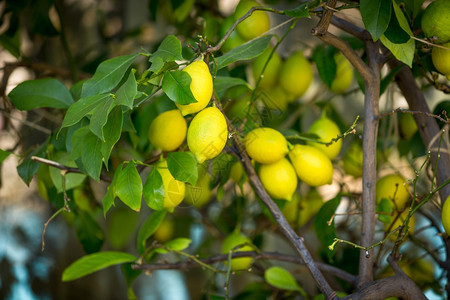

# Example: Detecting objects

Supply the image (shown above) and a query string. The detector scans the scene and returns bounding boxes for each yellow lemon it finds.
[376,174,410,211]
[259,158,298,201]
[442,195,450,235]
[330,53,354,94]
[184,167,212,208]
[234,0,270,41]
[288,144,333,187]
[157,159,186,210]
[154,217,175,243]
[148,109,187,152]
[187,106,228,163]
[176,60,213,116]
[244,127,288,164]
[279,51,313,99]
[421,0,450,44]
[252,47,282,89]
[307,115,342,160]
[221,231,253,271]
[431,42,450,78]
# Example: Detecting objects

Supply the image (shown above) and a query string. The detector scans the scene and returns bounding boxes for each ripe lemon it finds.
[330,53,353,94]
[279,51,313,99]
[148,109,187,151]
[343,141,363,178]
[176,60,213,116]
[288,144,333,187]
[376,174,410,210]
[421,0,450,44]
[157,159,186,210]
[234,0,270,41]
[259,158,297,201]
[431,42,450,79]
[398,113,418,140]
[187,106,228,163]
[221,231,253,271]
[252,47,282,89]
[184,167,212,208]
[307,115,342,160]
[442,195,450,235]
[244,127,288,164]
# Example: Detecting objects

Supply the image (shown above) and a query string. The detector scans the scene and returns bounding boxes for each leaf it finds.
[377,198,393,224]
[0,149,11,164]
[161,70,197,105]
[49,152,86,193]
[17,141,48,186]
[74,210,105,254]
[284,3,309,18]
[101,106,123,168]
[143,167,165,211]
[155,238,191,254]
[115,70,137,108]
[383,8,410,44]
[403,0,426,18]
[102,184,116,217]
[312,45,336,88]
[215,35,273,70]
[137,210,166,254]
[8,78,74,110]
[115,162,143,212]
[80,131,104,181]
[149,35,183,65]
[89,95,115,141]
[61,93,112,129]
[62,251,137,281]
[213,76,251,98]
[264,266,304,293]
[360,0,392,41]
[167,152,198,185]
[81,53,139,98]
[313,194,341,260]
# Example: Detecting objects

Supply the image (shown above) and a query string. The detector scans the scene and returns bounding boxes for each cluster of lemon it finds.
[147,60,228,210]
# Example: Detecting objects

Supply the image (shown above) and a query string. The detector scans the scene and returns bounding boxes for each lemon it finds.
[279,51,313,99]
[442,195,450,235]
[230,161,245,183]
[176,60,213,116]
[259,158,298,201]
[187,106,228,163]
[431,42,450,78]
[343,141,363,178]
[154,216,175,242]
[307,115,342,160]
[421,0,450,44]
[184,167,212,208]
[148,109,187,151]
[386,210,415,241]
[244,127,288,164]
[258,86,289,112]
[398,113,418,140]
[234,0,270,41]
[221,231,253,271]
[376,174,410,210]
[288,144,333,187]
[220,16,246,53]
[252,47,282,89]
[330,53,353,94]
[157,159,186,210]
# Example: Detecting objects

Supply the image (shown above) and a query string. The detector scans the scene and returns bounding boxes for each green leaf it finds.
[403,0,426,18]
[312,45,336,88]
[167,152,198,185]
[284,3,309,18]
[89,95,115,141]
[149,35,183,66]
[62,251,137,281]
[80,131,104,181]
[216,35,273,70]
[161,70,197,105]
[115,70,137,108]
[101,106,123,168]
[49,152,86,193]
[8,78,74,110]
[74,210,105,254]
[377,198,393,224]
[143,167,165,211]
[213,76,251,98]
[137,210,166,254]
[360,0,392,41]
[102,184,116,217]
[115,162,143,211]
[384,7,410,44]
[0,149,11,164]
[17,141,48,186]
[0,32,21,58]
[61,93,111,129]
[313,194,341,260]
[155,238,191,254]
[81,53,139,98]
[264,266,304,293]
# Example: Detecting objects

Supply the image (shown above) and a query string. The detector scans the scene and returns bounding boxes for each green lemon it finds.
[307,115,342,160]
[234,0,270,41]
[421,0,450,44]
[279,51,313,99]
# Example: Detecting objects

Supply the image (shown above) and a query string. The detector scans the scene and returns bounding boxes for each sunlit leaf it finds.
[115,162,143,211]
[264,266,305,294]
[377,198,393,224]
[115,70,137,109]
[167,152,198,185]
[143,167,165,211]
[155,238,191,254]
[149,35,183,65]
[161,70,197,105]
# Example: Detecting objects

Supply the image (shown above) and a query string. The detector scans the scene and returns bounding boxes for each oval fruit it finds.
[421,0,450,44]
[244,127,288,164]
[148,109,187,151]
[234,0,270,41]
[279,51,313,99]
[343,141,363,178]
[442,195,450,235]
[288,144,333,187]
[176,60,213,116]
[307,115,342,160]
[398,113,418,140]
[187,106,228,163]
[154,217,175,242]
[259,158,298,201]
[330,53,353,94]
[184,168,212,208]
[431,42,450,79]
[220,16,246,53]
[221,231,253,271]
[157,159,186,210]
[252,47,282,89]
[376,174,410,210]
